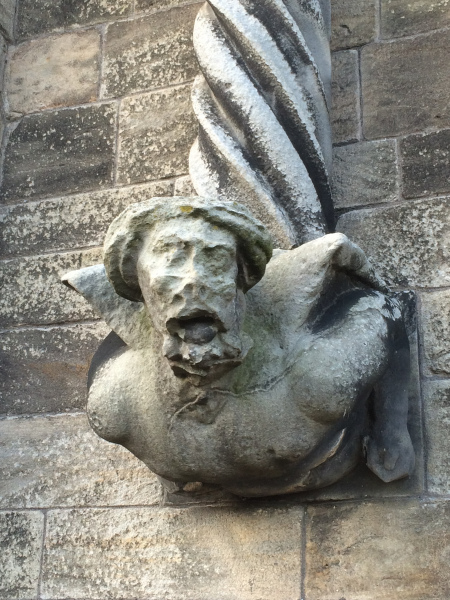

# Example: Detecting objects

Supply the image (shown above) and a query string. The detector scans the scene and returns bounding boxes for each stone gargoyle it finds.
[62,196,415,497]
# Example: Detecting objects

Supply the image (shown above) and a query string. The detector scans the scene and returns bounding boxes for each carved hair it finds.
[103,196,273,302]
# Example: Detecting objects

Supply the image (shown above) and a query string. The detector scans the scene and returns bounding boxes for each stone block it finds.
[0,511,44,600]
[0,0,15,41]
[0,180,173,258]
[42,506,302,599]
[162,483,237,507]
[103,4,200,98]
[17,0,131,40]
[0,322,109,416]
[330,0,376,51]
[1,104,116,203]
[332,140,397,209]
[421,290,450,376]
[331,50,359,144]
[401,129,450,199]
[174,174,196,196]
[0,33,6,86]
[381,0,450,38]
[0,248,102,327]
[337,197,450,288]
[135,0,196,14]
[362,31,450,139]
[118,84,197,184]
[7,31,100,115]
[0,414,161,508]
[423,380,450,495]
[305,499,450,599]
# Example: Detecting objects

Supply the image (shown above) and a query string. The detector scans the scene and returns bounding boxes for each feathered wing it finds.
[189,0,334,248]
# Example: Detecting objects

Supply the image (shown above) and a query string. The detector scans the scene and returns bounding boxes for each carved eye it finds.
[151,241,186,265]
[202,246,233,268]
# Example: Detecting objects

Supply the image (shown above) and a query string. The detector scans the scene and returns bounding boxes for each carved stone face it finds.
[136,216,251,380]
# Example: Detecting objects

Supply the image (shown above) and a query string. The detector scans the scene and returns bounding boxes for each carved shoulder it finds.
[87,332,132,445]
[248,234,388,336]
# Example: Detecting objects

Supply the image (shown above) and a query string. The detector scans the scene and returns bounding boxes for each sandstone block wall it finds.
[1,1,450,598]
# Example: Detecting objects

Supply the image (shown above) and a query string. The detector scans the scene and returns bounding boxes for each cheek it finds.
[212,269,239,298]
[137,259,169,302]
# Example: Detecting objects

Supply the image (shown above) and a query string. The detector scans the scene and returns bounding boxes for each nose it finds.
[179,279,207,300]
[152,272,205,300]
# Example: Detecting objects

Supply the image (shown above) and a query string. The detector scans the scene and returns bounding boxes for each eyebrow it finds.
[151,236,235,251]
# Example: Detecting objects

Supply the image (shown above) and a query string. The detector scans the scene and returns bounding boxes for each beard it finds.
[158,287,252,383]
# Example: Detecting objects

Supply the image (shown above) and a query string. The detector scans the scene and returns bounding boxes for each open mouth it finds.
[167,313,219,345]
[163,310,251,380]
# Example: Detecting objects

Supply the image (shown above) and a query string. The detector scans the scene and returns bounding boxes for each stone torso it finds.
[87,329,355,495]
[86,238,391,495]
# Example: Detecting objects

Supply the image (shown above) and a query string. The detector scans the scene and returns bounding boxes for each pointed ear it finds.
[62,264,152,348]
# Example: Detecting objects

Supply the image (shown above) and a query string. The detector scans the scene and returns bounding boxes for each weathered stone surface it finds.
[401,129,450,199]
[190,0,332,246]
[135,0,196,13]
[163,483,237,507]
[332,140,398,209]
[421,290,450,376]
[17,0,131,40]
[381,0,450,38]
[118,84,196,184]
[362,31,450,139]
[163,307,423,505]
[306,499,450,600]
[331,0,376,51]
[1,104,116,203]
[331,50,359,144]
[0,414,160,508]
[0,180,173,259]
[0,322,109,416]
[42,506,302,599]
[0,248,102,327]
[0,511,44,600]
[423,380,450,494]
[173,174,195,196]
[0,30,5,136]
[7,31,100,115]
[0,33,6,85]
[0,39,5,144]
[0,0,15,41]
[298,313,424,501]
[103,4,200,98]
[337,197,450,288]
[70,196,414,496]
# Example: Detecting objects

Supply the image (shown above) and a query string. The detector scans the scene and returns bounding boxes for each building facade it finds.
[1,0,450,597]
